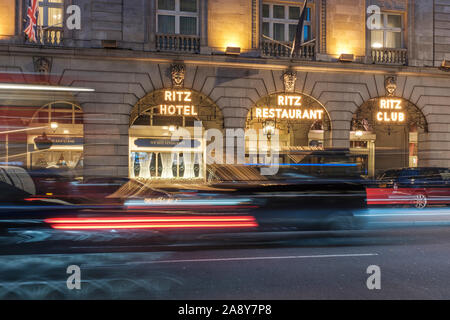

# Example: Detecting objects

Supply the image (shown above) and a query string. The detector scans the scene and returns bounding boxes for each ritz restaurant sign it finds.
[254,94,324,121]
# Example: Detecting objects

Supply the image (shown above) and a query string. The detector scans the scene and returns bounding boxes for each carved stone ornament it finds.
[33,57,52,75]
[385,76,397,96]
[283,70,297,93]
[171,64,186,88]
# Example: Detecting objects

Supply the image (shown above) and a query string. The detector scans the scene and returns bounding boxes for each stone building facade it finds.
[0,0,450,178]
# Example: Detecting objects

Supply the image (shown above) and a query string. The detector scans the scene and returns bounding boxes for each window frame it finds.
[38,0,64,28]
[261,2,312,43]
[370,12,404,49]
[156,0,199,36]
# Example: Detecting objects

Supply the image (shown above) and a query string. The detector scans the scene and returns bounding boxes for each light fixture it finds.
[168,125,176,132]
[355,130,363,137]
[50,122,58,131]
[102,40,118,48]
[339,54,354,62]
[441,60,450,70]
[263,120,276,141]
[0,83,95,92]
[63,129,69,134]
[225,47,241,55]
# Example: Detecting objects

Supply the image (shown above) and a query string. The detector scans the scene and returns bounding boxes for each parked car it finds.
[366,167,450,208]
[0,166,36,196]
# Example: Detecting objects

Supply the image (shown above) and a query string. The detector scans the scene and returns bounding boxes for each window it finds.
[370,13,403,49]
[262,2,311,42]
[157,0,198,35]
[38,0,64,28]
[31,102,83,125]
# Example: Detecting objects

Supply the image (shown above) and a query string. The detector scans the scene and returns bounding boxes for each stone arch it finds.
[351,96,428,176]
[245,91,332,150]
[27,101,84,171]
[128,88,224,181]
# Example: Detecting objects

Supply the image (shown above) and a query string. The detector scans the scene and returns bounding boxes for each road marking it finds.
[135,253,379,265]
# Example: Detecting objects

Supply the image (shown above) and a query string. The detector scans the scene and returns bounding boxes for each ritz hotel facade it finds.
[0,0,450,180]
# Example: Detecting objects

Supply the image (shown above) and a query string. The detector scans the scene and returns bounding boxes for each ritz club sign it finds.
[159,90,198,116]
[376,98,405,123]
[255,95,324,120]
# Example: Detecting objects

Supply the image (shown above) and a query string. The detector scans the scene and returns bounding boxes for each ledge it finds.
[0,44,449,79]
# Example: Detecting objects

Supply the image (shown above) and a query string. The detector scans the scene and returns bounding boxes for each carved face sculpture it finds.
[34,57,51,74]
[283,71,297,93]
[385,76,397,96]
[171,64,185,88]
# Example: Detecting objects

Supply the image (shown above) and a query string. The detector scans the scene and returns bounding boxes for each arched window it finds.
[31,102,83,125]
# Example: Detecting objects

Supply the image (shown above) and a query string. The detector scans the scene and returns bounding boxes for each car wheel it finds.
[414,193,427,209]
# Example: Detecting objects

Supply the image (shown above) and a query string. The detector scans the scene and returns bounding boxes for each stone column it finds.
[82,103,132,178]
[222,105,248,165]
[323,121,351,149]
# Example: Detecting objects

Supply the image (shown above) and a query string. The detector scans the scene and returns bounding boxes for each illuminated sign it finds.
[159,90,198,116]
[376,98,405,123]
[134,138,201,148]
[255,95,324,120]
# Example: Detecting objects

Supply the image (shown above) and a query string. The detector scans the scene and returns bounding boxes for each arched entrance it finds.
[351,97,428,177]
[27,101,84,170]
[129,88,223,181]
[245,92,333,169]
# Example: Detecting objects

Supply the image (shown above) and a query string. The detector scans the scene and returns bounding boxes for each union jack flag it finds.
[24,0,39,43]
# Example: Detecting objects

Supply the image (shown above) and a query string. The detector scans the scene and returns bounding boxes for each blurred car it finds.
[70,177,130,202]
[0,166,36,196]
[0,164,370,250]
[366,167,450,208]
[108,164,368,231]
[28,168,129,204]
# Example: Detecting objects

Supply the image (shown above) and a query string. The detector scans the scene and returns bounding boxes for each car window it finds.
[0,166,36,195]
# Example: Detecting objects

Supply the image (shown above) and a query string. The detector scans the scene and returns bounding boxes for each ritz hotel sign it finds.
[255,95,324,120]
[159,90,198,116]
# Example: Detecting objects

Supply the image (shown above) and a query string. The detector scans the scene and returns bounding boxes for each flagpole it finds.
[290,0,309,58]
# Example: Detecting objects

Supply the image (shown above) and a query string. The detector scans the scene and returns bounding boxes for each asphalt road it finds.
[1,225,450,300]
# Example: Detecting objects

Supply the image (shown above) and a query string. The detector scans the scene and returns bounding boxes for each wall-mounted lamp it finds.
[225,47,241,55]
[339,54,354,62]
